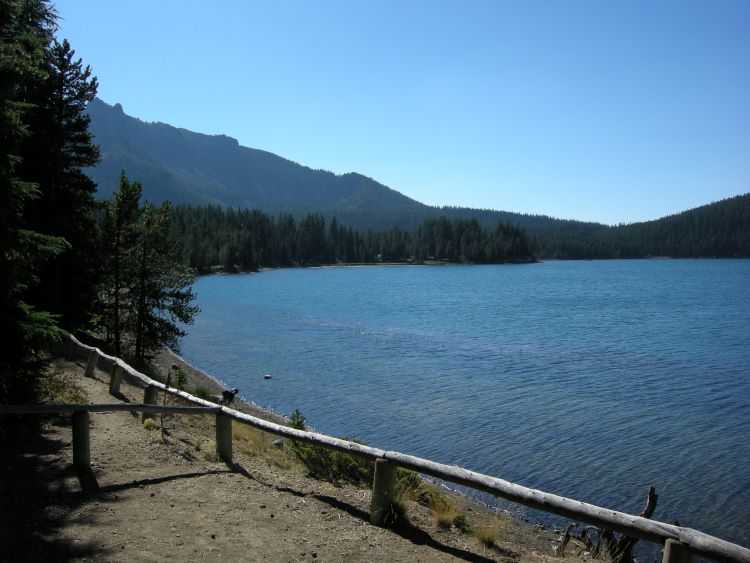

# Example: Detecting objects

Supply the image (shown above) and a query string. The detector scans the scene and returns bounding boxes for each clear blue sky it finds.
[55,0,748,224]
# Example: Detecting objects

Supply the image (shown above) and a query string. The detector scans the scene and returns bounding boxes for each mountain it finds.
[86,98,423,213]
[85,98,596,232]
[86,98,748,258]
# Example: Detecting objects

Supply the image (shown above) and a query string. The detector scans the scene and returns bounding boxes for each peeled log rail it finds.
[58,333,750,563]
[0,404,220,415]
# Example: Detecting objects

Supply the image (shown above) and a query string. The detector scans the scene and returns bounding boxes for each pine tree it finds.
[99,173,198,368]
[131,202,198,368]
[20,37,100,328]
[100,172,143,357]
[0,0,67,403]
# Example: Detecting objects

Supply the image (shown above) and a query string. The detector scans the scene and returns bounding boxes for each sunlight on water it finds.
[181,260,750,548]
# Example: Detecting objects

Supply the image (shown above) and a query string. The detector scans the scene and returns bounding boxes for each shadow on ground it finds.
[232,460,504,563]
[0,417,106,562]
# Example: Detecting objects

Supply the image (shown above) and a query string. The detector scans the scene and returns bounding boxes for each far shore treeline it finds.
[168,192,750,273]
[170,207,535,272]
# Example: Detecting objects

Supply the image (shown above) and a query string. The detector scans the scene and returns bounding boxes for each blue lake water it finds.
[179,260,750,548]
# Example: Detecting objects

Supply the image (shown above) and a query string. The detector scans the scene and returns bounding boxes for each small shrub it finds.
[430,495,459,529]
[198,439,218,461]
[474,517,504,548]
[290,408,306,430]
[173,366,188,390]
[396,469,443,507]
[41,371,88,404]
[143,418,157,431]
[287,410,373,485]
[191,385,213,401]
[292,439,374,485]
[233,424,297,470]
[378,500,409,527]
[453,513,474,534]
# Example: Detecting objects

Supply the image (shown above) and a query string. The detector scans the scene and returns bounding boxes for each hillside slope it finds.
[86,99,597,232]
[86,98,422,213]
[86,99,748,258]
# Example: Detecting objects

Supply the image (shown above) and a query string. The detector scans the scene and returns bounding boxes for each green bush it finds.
[173,366,188,390]
[453,513,474,534]
[291,438,374,485]
[290,408,306,430]
[396,468,443,506]
[191,385,213,401]
[40,371,88,404]
[288,409,374,485]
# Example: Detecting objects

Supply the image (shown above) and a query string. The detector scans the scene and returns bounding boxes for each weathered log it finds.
[612,486,659,563]
[0,404,220,414]
[555,523,577,557]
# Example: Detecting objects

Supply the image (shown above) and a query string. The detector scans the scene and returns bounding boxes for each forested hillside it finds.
[170,206,534,272]
[168,194,749,270]
[535,194,750,259]
[86,98,748,259]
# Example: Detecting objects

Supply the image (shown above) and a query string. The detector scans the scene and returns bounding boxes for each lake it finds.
[179,259,750,549]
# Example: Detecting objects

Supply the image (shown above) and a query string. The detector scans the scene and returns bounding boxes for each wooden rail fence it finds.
[1,333,747,563]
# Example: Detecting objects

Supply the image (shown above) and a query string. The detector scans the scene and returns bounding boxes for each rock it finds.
[272,439,284,448]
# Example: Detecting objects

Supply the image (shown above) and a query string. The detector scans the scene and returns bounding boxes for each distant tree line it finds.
[255,194,750,260]
[169,206,536,272]
[533,194,750,259]
[1,1,196,403]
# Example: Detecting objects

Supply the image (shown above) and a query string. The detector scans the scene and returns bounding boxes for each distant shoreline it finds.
[196,257,538,277]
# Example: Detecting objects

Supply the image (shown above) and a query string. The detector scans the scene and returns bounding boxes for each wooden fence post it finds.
[72,410,90,470]
[142,385,158,422]
[216,413,233,464]
[84,350,97,378]
[370,458,398,526]
[109,365,123,395]
[663,539,692,563]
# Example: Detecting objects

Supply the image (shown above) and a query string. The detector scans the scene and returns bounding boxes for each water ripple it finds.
[181,260,750,548]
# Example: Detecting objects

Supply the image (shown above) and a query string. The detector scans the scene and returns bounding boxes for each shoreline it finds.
[154,347,288,425]
[196,257,538,277]
[156,346,559,536]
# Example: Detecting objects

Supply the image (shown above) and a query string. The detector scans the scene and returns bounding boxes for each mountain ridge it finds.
[86,97,748,253]
[86,98,424,213]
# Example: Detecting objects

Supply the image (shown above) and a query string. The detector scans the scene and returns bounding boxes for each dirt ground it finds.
[0,356,589,562]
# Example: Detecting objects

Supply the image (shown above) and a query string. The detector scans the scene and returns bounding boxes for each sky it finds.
[55,0,749,225]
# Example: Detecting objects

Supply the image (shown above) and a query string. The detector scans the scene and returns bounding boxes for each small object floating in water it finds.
[264,374,272,380]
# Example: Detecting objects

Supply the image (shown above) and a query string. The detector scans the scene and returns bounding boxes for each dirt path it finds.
[0,359,581,562]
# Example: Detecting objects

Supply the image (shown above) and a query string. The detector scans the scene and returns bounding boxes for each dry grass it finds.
[196,438,219,461]
[429,494,460,529]
[474,514,505,548]
[232,422,298,470]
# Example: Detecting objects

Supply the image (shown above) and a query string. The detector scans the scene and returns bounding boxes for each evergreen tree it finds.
[20,38,100,328]
[131,201,198,368]
[0,0,66,403]
[99,173,198,368]
[100,172,142,357]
